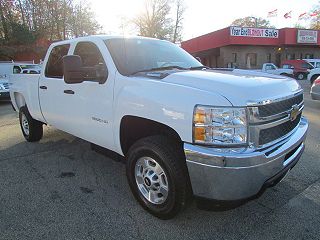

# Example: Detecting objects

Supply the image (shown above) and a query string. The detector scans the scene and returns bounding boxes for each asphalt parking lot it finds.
[0,80,320,240]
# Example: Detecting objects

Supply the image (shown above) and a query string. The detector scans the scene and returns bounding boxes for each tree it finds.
[310,6,320,29]
[231,16,274,28]
[133,0,173,40]
[0,0,101,44]
[172,0,185,43]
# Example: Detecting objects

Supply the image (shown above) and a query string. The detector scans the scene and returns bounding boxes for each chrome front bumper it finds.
[184,117,308,201]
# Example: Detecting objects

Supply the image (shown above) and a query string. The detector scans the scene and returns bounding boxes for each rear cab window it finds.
[45,44,70,78]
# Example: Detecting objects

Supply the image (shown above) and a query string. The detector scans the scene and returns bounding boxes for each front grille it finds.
[258,94,303,117]
[259,113,301,145]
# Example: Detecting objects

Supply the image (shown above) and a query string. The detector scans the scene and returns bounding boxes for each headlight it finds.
[0,84,4,90]
[193,106,247,146]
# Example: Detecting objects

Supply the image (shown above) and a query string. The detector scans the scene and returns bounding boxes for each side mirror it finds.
[63,55,84,84]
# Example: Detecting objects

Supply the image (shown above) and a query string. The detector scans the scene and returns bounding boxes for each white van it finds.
[304,59,320,68]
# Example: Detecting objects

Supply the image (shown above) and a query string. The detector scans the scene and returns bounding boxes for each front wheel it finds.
[126,136,191,219]
[19,106,43,142]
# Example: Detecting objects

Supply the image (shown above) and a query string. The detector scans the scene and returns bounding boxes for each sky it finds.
[89,0,319,40]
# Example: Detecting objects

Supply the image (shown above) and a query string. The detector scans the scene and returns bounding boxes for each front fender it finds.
[112,75,232,155]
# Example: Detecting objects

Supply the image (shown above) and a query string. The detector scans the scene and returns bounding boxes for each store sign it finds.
[297,30,318,44]
[230,27,279,38]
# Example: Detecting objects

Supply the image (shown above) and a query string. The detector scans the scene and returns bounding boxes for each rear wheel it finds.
[19,106,43,142]
[126,135,191,219]
[296,73,305,80]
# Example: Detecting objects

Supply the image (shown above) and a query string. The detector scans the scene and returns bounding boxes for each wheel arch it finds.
[119,115,183,156]
[13,92,26,110]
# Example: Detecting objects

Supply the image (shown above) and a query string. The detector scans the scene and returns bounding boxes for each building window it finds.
[246,53,257,68]
[305,54,314,59]
[286,53,295,60]
[267,53,271,63]
[232,53,237,62]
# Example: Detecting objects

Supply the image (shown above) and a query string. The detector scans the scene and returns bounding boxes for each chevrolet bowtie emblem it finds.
[289,104,299,121]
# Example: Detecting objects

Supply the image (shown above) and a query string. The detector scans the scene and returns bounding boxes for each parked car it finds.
[281,60,314,80]
[311,76,320,100]
[304,59,320,68]
[259,63,293,77]
[0,77,10,100]
[9,36,308,219]
[307,67,320,84]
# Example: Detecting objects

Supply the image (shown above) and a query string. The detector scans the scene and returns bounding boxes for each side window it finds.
[265,64,275,70]
[282,64,291,69]
[13,66,21,74]
[45,44,70,78]
[316,62,320,68]
[74,41,106,81]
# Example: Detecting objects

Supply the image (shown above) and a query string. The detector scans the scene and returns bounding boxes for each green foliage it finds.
[0,0,100,44]
[231,17,274,28]
[9,22,35,45]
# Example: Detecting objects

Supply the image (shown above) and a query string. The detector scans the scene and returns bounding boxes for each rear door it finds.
[39,43,71,129]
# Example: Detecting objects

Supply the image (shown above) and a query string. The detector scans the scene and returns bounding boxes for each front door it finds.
[61,41,115,149]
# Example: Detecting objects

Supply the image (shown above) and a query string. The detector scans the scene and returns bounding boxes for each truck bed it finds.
[9,74,45,123]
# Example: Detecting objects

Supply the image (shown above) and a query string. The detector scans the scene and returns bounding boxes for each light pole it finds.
[249,16,258,27]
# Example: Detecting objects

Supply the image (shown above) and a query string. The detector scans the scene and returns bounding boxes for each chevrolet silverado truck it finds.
[9,36,308,219]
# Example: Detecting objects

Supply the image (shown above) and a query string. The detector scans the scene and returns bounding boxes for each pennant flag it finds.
[267,9,278,18]
[284,11,292,19]
[310,11,319,17]
[298,12,308,20]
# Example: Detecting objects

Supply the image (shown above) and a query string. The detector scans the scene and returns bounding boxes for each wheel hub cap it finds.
[135,157,169,205]
[21,114,29,135]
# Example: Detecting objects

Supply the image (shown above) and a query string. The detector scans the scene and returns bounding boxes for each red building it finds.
[181,27,320,69]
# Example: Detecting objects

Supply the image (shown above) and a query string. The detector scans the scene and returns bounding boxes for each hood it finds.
[161,69,301,106]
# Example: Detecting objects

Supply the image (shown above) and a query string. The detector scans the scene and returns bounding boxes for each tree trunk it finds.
[0,0,9,40]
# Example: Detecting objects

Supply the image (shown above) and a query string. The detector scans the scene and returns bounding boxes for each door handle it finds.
[64,90,75,94]
[39,85,47,90]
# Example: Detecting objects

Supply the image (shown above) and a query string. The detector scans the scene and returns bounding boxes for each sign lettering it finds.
[230,27,278,38]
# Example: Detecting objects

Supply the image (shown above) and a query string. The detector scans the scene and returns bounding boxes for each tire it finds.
[19,106,43,142]
[126,135,191,219]
[296,73,305,80]
[311,75,320,85]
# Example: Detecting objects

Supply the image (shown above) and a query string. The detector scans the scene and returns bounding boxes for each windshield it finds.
[301,62,314,69]
[104,38,202,76]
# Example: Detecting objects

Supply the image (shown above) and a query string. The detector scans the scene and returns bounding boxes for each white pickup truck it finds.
[10,36,308,219]
[259,63,294,76]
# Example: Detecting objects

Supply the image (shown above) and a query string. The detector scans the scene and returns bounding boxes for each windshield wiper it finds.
[131,65,188,75]
[189,66,210,70]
